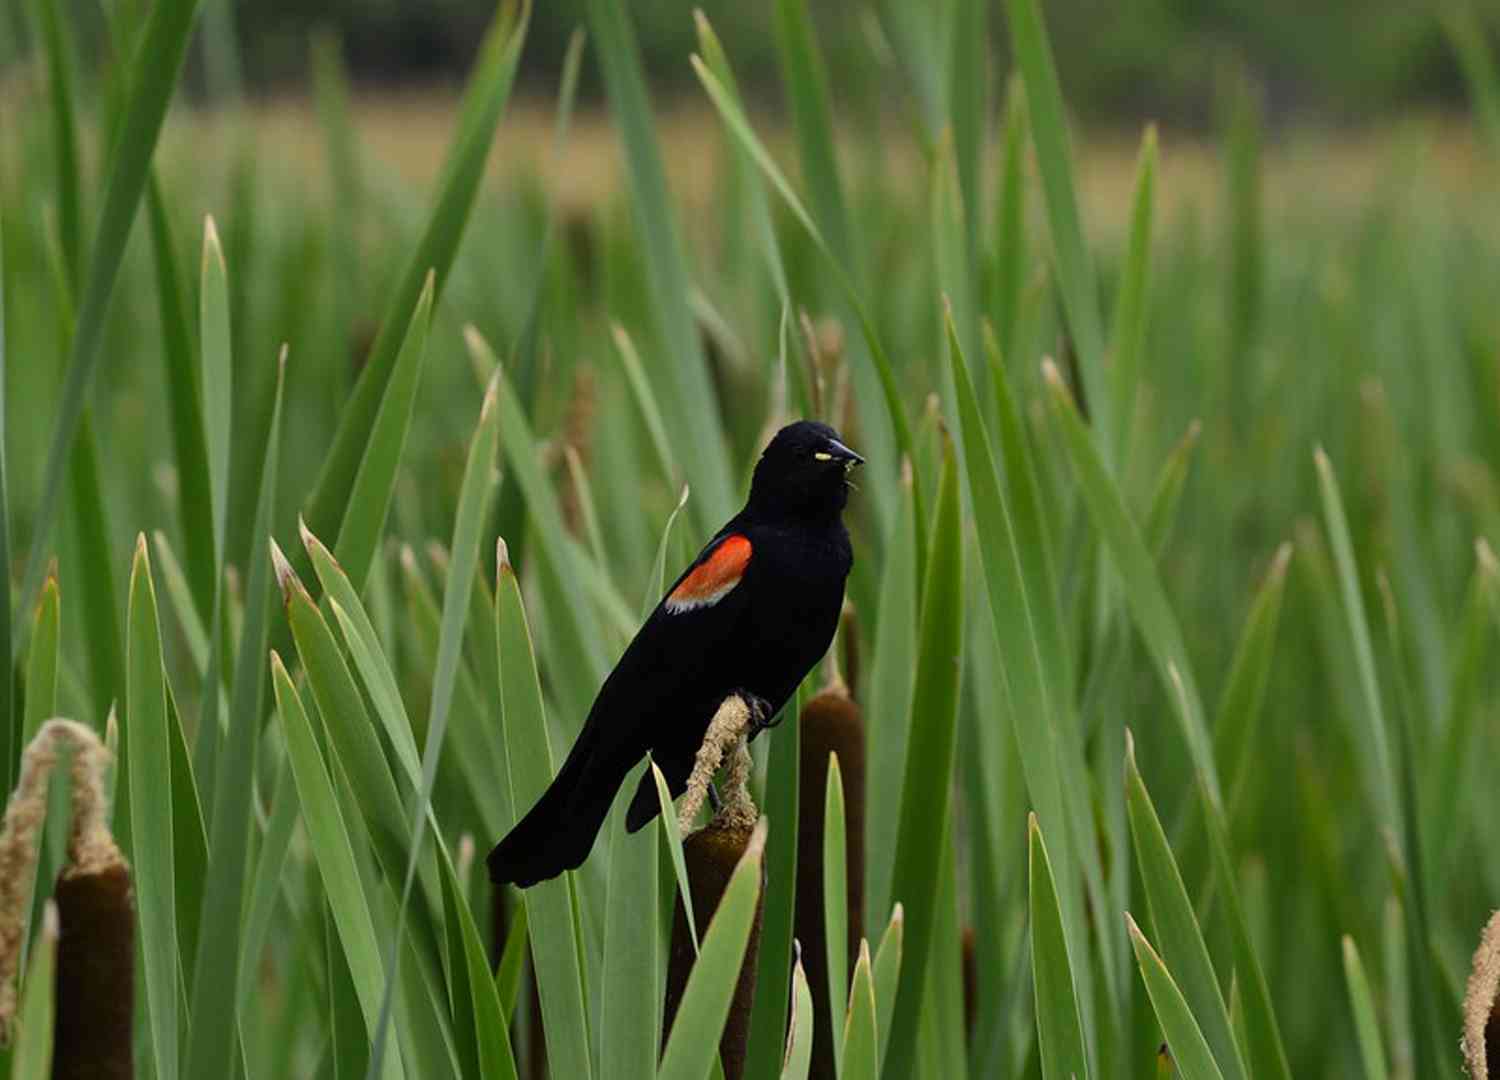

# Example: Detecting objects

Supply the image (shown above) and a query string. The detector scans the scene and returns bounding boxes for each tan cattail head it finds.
[0,719,123,1045]
[1464,910,1500,1077]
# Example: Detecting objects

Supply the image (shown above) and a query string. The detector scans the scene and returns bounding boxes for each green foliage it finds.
[3,0,1500,1076]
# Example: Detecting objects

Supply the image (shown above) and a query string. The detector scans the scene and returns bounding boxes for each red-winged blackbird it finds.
[489,420,862,887]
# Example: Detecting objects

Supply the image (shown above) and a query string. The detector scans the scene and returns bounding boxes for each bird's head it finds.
[748,420,864,520]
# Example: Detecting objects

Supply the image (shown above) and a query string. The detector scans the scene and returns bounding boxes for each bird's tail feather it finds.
[488,745,620,887]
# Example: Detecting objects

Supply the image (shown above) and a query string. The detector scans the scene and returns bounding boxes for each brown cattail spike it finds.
[795,680,866,1078]
[1464,909,1500,1077]
[0,718,131,1077]
[663,815,766,1080]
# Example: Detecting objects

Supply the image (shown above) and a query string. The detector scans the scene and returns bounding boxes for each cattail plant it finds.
[1464,910,1500,1078]
[0,719,132,1078]
[795,665,866,1077]
[663,694,765,1080]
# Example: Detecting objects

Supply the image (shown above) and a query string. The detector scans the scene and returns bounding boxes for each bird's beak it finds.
[827,438,865,467]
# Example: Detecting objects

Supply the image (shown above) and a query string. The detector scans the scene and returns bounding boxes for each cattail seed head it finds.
[0,718,131,1078]
[1464,910,1500,1077]
[795,676,866,1078]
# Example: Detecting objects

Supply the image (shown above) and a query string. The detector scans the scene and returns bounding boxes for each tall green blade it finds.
[1109,126,1157,464]
[126,536,179,1080]
[823,753,849,1076]
[1029,816,1090,1080]
[882,436,963,1078]
[269,654,404,1079]
[371,374,500,1070]
[585,0,735,529]
[1341,936,1390,1080]
[304,2,528,540]
[1125,733,1247,1080]
[1126,914,1226,1080]
[184,350,284,1077]
[494,540,593,1079]
[14,0,204,638]
[1000,0,1111,454]
[9,903,57,1080]
[333,277,433,593]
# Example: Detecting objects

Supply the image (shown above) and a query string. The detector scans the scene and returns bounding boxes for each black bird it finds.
[489,420,862,887]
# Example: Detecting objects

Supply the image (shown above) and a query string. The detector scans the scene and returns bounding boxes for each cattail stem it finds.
[0,718,132,1079]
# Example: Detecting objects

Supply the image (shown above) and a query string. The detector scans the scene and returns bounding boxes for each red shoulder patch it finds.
[665,535,751,613]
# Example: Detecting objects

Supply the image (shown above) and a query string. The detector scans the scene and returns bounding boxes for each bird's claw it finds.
[735,689,778,736]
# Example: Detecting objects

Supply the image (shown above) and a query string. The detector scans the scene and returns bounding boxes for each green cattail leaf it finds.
[610,324,680,497]
[1043,362,1221,806]
[10,903,58,1080]
[1001,0,1111,454]
[781,947,815,1080]
[1341,936,1390,1080]
[67,417,124,725]
[186,349,284,1076]
[950,317,1101,1030]
[149,532,210,673]
[371,370,500,1073]
[305,529,422,789]
[744,684,804,1078]
[198,216,232,570]
[659,820,767,1080]
[464,327,608,720]
[494,540,593,1079]
[840,941,878,1080]
[278,550,409,873]
[333,276,433,593]
[584,0,736,532]
[872,904,902,1070]
[864,464,917,929]
[1029,815,1090,1080]
[269,654,404,1079]
[690,54,922,556]
[126,536,179,1080]
[144,180,215,622]
[1109,125,1158,464]
[304,1,528,541]
[14,0,205,642]
[439,849,519,1080]
[1124,733,1247,1080]
[1143,420,1202,559]
[822,752,849,1076]
[601,759,660,1080]
[21,576,60,752]
[1127,914,1226,1080]
[654,758,700,949]
[992,76,1028,360]
[236,752,298,1014]
[883,433,964,1078]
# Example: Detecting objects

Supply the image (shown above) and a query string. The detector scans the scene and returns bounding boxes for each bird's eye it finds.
[813,451,833,461]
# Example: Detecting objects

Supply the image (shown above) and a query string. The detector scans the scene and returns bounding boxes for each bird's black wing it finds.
[488,526,755,885]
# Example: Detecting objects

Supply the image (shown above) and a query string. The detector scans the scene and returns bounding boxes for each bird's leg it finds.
[707,783,723,813]
[735,689,778,736]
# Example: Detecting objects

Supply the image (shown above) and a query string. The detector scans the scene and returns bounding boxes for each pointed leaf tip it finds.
[1476,537,1497,576]
[269,538,300,600]
[496,536,512,574]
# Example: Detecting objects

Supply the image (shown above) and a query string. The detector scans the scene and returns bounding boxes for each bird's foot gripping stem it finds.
[736,689,778,737]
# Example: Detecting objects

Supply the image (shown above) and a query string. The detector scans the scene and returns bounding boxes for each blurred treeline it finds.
[4,0,1498,128]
